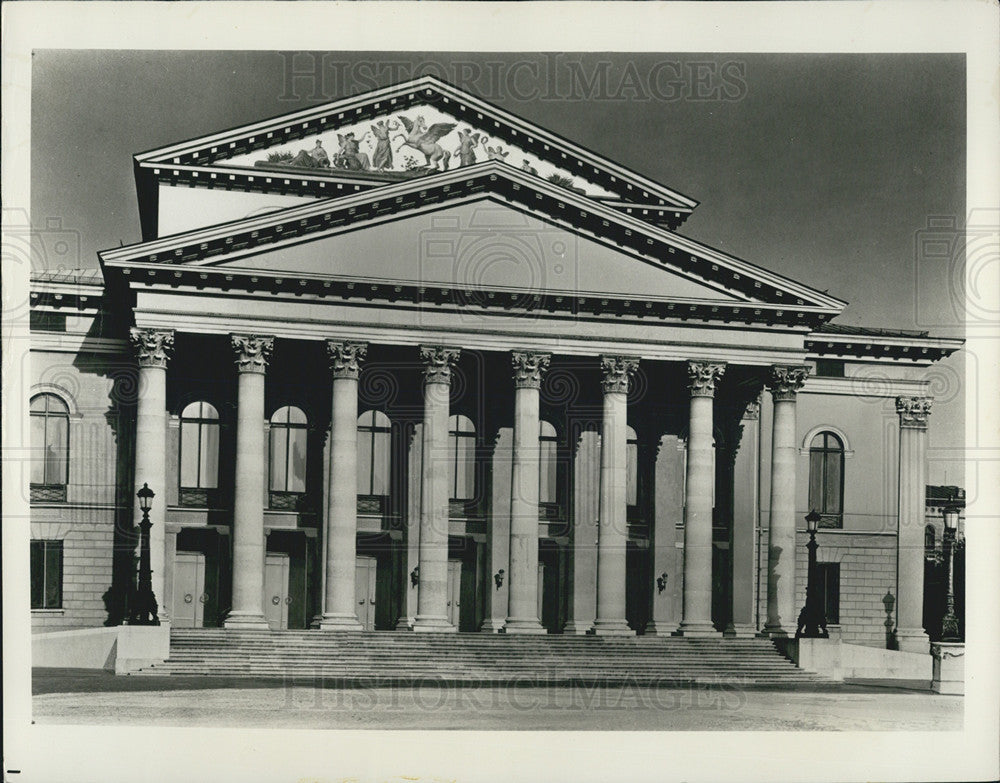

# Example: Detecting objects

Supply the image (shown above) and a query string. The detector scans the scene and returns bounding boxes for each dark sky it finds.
[30,50,966,482]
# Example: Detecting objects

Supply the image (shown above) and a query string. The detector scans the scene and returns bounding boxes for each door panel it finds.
[264,553,290,630]
[447,560,462,627]
[355,555,377,630]
[172,552,206,628]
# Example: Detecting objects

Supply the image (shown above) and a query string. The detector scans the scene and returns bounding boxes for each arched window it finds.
[179,401,220,506]
[626,425,639,507]
[30,394,69,502]
[270,406,308,507]
[539,420,558,505]
[808,431,845,527]
[448,414,476,501]
[357,410,391,497]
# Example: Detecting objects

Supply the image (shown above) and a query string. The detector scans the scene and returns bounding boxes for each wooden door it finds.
[447,559,462,627]
[264,553,290,630]
[172,551,206,628]
[355,555,377,630]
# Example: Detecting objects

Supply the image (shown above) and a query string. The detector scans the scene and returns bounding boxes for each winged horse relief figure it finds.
[394,115,456,171]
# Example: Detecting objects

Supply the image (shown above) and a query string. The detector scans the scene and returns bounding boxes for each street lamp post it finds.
[796,510,829,638]
[940,505,961,642]
[130,483,160,626]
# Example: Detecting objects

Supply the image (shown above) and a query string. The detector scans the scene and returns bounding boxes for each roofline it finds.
[133,74,699,212]
[100,161,846,312]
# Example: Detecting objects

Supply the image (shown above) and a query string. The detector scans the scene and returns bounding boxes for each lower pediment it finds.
[202,199,744,304]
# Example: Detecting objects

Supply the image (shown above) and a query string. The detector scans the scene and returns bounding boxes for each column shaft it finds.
[224,334,272,629]
[763,365,809,637]
[129,328,173,623]
[413,346,459,632]
[320,341,367,630]
[727,400,760,637]
[592,355,638,636]
[677,361,725,636]
[505,351,549,634]
[895,396,932,652]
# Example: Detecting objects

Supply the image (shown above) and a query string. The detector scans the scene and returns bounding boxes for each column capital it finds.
[129,328,174,369]
[231,334,274,374]
[687,360,726,398]
[600,355,639,395]
[767,364,810,402]
[896,396,932,429]
[511,351,551,389]
[327,340,367,380]
[420,345,460,386]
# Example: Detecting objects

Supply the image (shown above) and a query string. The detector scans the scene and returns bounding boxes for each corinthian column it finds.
[319,340,367,630]
[505,351,551,634]
[224,334,273,629]
[412,346,460,632]
[895,396,932,653]
[763,364,809,637]
[678,360,726,636]
[591,355,639,636]
[129,328,174,624]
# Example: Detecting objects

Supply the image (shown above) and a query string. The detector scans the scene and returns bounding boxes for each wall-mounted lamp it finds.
[656,572,668,594]
[410,566,419,588]
[494,569,505,590]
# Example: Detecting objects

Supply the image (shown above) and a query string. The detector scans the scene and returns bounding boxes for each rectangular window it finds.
[818,562,840,624]
[30,540,63,609]
[815,359,845,378]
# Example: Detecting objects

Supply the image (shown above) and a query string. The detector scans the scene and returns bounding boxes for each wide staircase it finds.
[156,629,828,687]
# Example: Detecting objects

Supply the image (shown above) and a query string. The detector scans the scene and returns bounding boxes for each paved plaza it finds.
[32,669,962,731]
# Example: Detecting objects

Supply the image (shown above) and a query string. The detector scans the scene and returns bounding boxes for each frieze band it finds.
[896,396,932,429]
[767,365,810,401]
[511,351,551,389]
[420,345,461,386]
[327,340,368,380]
[687,361,726,397]
[600,355,640,395]
[129,328,175,369]
[231,334,274,374]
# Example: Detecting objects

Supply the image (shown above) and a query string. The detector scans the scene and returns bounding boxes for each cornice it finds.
[806,331,962,364]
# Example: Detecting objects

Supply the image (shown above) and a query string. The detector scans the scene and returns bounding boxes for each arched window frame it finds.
[30,393,70,503]
[808,430,846,528]
[448,414,476,503]
[269,405,309,509]
[178,401,221,507]
[357,410,392,511]
[538,419,559,509]
[626,425,639,508]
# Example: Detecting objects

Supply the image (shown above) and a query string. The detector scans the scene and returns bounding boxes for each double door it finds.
[172,551,207,628]
[264,553,291,630]
[355,555,378,630]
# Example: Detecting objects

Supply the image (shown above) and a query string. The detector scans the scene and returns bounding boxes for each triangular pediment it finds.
[203,200,741,303]
[133,76,699,239]
[102,163,847,321]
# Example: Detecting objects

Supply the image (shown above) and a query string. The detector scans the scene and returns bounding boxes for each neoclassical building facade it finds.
[28,77,961,652]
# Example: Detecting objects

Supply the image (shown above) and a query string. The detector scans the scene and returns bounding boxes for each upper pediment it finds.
[133,76,699,239]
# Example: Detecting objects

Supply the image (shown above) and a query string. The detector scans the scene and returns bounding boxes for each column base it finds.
[479,618,506,633]
[317,613,364,631]
[643,621,678,636]
[676,620,721,638]
[590,619,635,636]
[562,620,594,635]
[223,612,270,630]
[503,618,547,635]
[762,623,792,639]
[395,616,414,631]
[724,622,759,638]
[895,627,931,654]
[412,615,457,633]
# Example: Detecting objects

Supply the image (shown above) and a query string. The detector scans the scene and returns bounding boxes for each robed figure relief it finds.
[335,132,372,171]
[371,119,399,170]
[453,128,482,167]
